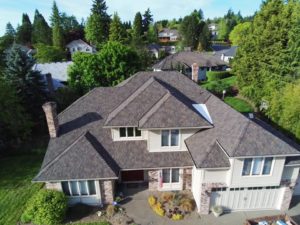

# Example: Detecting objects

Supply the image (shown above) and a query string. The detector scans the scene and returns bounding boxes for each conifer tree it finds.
[132,12,143,46]
[50,1,64,49]
[109,13,126,43]
[142,8,153,33]
[85,0,110,46]
[32,10,52,45]
[16,14,32,45]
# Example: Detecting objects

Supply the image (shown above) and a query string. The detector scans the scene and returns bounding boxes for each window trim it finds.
[162,168,181,184]
[160,129,180,148]
[241,157,274,177]
[61,180,97,197]
[118,127,142,139]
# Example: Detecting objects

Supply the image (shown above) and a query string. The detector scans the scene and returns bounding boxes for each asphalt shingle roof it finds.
[153,51,227,70]
[35,71,300,181]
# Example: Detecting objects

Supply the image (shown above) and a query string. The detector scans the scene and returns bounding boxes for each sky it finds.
[0,0,263,35]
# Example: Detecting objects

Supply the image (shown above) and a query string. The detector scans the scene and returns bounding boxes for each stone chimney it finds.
[42,102,59,138]
[191,63,199,82]
[45,73,54,96]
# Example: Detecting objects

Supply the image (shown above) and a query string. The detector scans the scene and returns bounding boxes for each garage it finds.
[210,186,282,211]
[293,174,300,195]
[121,170,144,183]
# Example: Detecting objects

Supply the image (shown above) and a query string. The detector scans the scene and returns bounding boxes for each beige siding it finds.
[230,157,285,187]
[202,169,229,184]
[147,129,198,152]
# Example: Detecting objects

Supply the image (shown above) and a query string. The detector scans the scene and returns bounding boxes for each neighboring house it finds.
[33,61,73,91]
[208,23,218,39]
[34,71,300,215]
[213,45,238,63]
[66,39,96,55]
[158,28,180,43]
[148,44,176,59]
[152,51,228,81]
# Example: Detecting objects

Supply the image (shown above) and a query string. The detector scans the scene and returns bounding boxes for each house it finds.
[208,23,218,39]
[158,28,180,43]
[148,44,177,59]
[34,71,300,214]
[212,45,238,63]
[66,39,96,55]
[152,51,228,81]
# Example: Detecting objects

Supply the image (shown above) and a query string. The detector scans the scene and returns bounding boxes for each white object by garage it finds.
[210,186,282,211]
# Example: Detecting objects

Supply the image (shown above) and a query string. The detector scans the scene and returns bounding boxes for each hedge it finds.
[207,71,233,81]
[21,189,68,225]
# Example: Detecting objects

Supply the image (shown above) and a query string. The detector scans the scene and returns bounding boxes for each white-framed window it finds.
[61,180,96,196]
[119,127,141,138]
[242,157,274,176]
[161,129,179,147]
[162,168,180,183]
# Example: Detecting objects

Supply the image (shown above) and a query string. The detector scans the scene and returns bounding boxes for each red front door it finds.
[121,170,144,182]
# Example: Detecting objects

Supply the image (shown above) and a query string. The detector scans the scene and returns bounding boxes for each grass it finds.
[0,155,43,225]
[224,97,254,113]
[200,75,237,90]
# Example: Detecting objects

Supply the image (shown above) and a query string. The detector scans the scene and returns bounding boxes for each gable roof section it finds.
[33,131,119,182]
[153,51,227,70]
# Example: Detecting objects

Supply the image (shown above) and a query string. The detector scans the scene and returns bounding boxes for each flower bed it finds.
[148,192,195,220]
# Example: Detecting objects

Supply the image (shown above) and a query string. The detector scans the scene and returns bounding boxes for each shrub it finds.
[21,189,67,225]
[180,199,195,212]
[148,195,157,207]
[152,203,165,217]
[106,205,116,218]
[207,71,232,81]
[160,192,174,203]
[172,213,184,220]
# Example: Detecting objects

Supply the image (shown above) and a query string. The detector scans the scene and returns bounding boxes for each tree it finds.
[68,41,141,92]
[50,1,64,49]
[198,22,211,51]
[146,24,158,44]
[16,14,32,45]
[32,10,52,45]
[0,78,32,152]
[229,22,251,46]
[34,43,66,63]
[4,45,47,120]
[109,13,126,43]
[85,0,110,46]
[0,23,16,70]
[142,8,153,33]
[60,13,84,43]
[131,12,144,47]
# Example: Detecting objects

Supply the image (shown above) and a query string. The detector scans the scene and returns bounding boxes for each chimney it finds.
[191,63,199,82]
[42,102,59,138]
[45,73,55,96]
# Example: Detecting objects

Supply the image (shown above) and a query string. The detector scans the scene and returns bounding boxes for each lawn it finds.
[200,75,237,90]
[0,155,43,225]
[224,96,254,113]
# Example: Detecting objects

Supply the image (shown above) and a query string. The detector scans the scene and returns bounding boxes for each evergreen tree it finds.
[32,10,52,45]
[0,23,16,70]
[4,45,47,120]
[50,1,64,49]
[5,23,16,37]
[109,13,126,43]
[85,0,110,46]
[198,22,211,51]
[146,24,158,43]
[132,12,143,46]
[180,13,200,49]
[142,8,153,33]
[16,14,32,45]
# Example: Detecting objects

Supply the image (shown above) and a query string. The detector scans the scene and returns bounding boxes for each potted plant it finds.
[211,205,223,217]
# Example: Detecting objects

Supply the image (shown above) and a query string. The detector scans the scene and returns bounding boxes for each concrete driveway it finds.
[119,186,300,225]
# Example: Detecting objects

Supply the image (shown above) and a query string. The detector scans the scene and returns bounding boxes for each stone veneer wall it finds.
[100,180,115,204]
[280,180,297,211]
[183,168,192,190]
[199,182,227,215]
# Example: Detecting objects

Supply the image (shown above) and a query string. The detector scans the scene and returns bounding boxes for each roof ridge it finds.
[138,91,171,127]
[105,76,156,124]
[34,131,90,180]
[232,120,251,156]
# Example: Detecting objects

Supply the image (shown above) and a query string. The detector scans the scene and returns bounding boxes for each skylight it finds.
[192,104,213,124]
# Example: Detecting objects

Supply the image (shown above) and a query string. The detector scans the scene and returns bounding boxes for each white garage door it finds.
[210,186,282,211]
[294,175,300,195]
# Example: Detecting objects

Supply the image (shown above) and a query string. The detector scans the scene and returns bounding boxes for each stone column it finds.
[148,170,159,191]
[100,180,114,204]
[42,102,59,138]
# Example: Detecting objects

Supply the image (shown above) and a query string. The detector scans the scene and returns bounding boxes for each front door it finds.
[121,170,144,182]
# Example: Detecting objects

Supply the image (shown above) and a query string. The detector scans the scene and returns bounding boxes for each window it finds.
[61,180,97,196]
[162,168,180,183]
[161,129,180,147]
[242,157,274,176]
[119,127,141,138]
